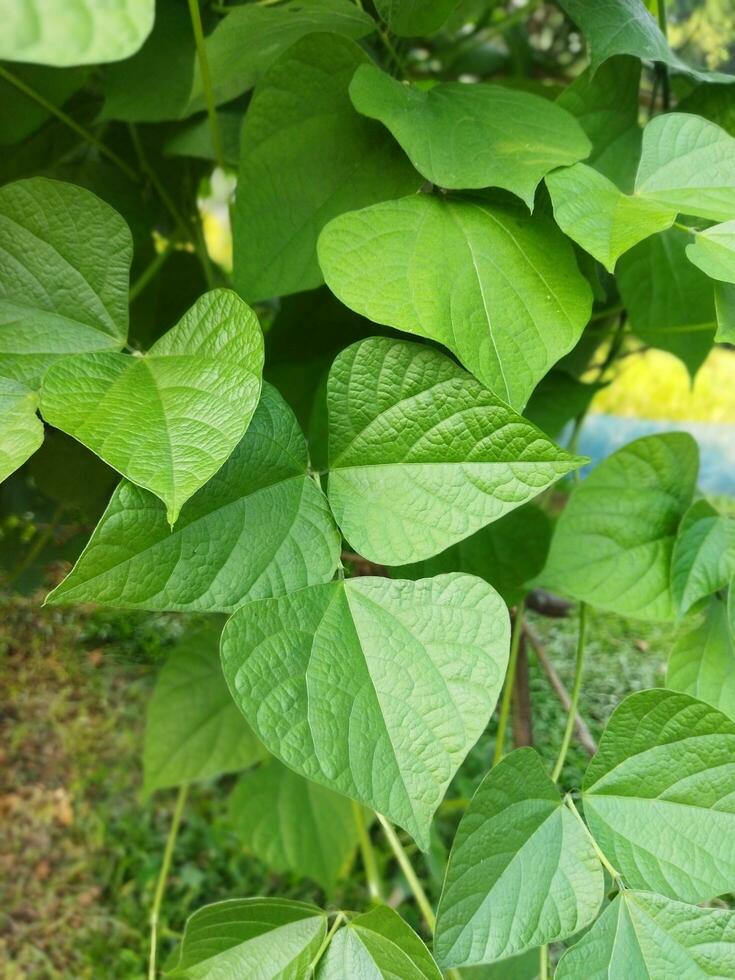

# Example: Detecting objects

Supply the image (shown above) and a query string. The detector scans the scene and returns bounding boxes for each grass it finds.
[0,594,677,977]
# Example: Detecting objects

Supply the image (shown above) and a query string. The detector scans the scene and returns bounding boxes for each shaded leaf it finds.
[373,0,458,37]
[582,688,735,903]
[0,178,131,389]
[668,598,735,721]
[539,433,698,621]
[327,338,581,565]
[46,385,341,611]
[524,370,603,440]
[556,890,735,980]
[233,33,419,302]
[318,194,592,409]
[144,622,264,794]
[0,64,88,145]
[221,573,510,849]
[40,289,264,524]
[350,64,590,207]
[0,378,43,483]
[434,749,603,968]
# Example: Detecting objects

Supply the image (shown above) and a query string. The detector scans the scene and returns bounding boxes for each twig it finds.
[526,589,573,619]
[493,600,525,766]
[511,633,533,749]
[551,603,588,782]
[524,624,597,757]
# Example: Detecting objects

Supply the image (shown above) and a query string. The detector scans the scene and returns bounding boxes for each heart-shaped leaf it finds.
[0,378,43,483]
[556,890,735,980]
[671,502,735,616]
[668,597,735,721]
[434,749,603,968]
[327,338,578,565]
[0,177,132,388]
[221,573,510,849]
[540,433,698,621]
[350,64,590,206]
[46,384,341,612]
[686,219,735,283]
[40,289,264,524]
[318,195,592,409]
[583,688,735,903]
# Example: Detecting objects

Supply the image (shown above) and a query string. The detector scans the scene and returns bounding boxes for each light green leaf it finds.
[318,906,442,979]
[192,0,376,112]
[539,433,698,621]
[671,503,735,616]
[0,378,43,484]
[350,64,590,207]
[228,759,360,893]
[730,575,735,638]
[165,898,327,978]
[318,195,593,409]
[0,0,154,66]
[0,178,131,389]
[582,688,735,903]
[546,163,675,272]
[668,598,735,721]
[686,220,735,284]
[556,890,735,980]
[221,573,510,849]
[373,0,458,37]
[46,385,341,612]
[391,503,551,608]
[635,113,735,221]
[327,338,581,565]
[434,749,603,968]
[556,56,642,191]
[233,33,419,303]
[616,227,717,378]
[144,622,264,795]
[40,289,264,525]
[716,281,735,343]
[558,0,735,85]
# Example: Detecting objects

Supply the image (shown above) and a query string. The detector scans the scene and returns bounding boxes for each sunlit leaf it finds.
[686,219,735,284]
[671,501,735,616]
[668,598,735,721]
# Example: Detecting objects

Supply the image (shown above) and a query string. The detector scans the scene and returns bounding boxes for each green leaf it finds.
[434,749,603,968]
[0,0,154,66]
[46,384,341,611]
[546,163,675,272]
[165,111,242,167]
[143,621,264,794]
[558,0,735,85]
[0,65,89,145]
[556,890,735,980]
[349,64,590,207]
[730,575,735,638]
[0,378,43,484]
[686,220,735,284]
[616,227,717,378]
[192,0,376,112]
[318,906,442,979]
[165,898,327,978]
[327,338,581,565]
[635,113,735,222]
[221,573,510,849]
[232,33,419,303]
[373,0,458,37]
[524,371,602,440]
[668,598,735,721]
[540,433,698,621]
[318,195,593,409]
[40,289,264,525]
[556,56,642,191]
[671,504,735,616]
[391,504,551,608]
[0,178,132,389]
[582,688,735,903]
[716,281,735,343]
[229,758,361,894]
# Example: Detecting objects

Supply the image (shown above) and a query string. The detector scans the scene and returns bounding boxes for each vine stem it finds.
[149,783,189,980]
[0,65,138,182]
[352,802,384,902]
[551,603,588,783]
[564,795,621,882]
[493,599,526,766]
[377,814,436,932]
[539,944,549,980]
[308,912,346,974]
[187,0,225,169]
[129,241,175,303]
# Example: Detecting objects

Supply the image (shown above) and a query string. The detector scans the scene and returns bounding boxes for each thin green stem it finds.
[656,0,671,111]
[5,503,65,590]
[377,813,436,933]
[493,599,526,766]
[187,0,224,168]
[128,125,191,240]
[551,603,588,783]
[0,65,138,182]
[539,944,549,980]
[589,302,624,323]
[352,802,383,903]
[674,220,700,235]
[149,783,189,980]
[377,26,407,76]
[308,912,346,974]
[564,795,622,882]
[129,241,175,303]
